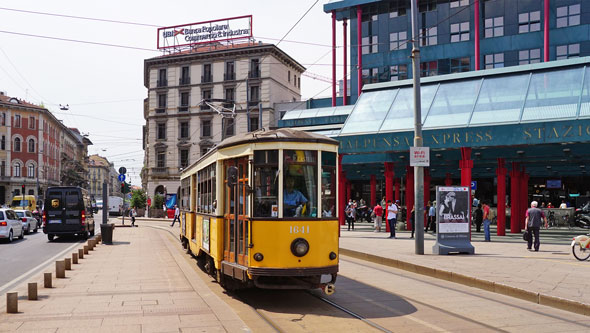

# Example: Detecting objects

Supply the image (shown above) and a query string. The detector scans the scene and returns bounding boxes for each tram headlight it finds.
[254,253,264,261]
[329,252,337,260]
[290,238,310,257]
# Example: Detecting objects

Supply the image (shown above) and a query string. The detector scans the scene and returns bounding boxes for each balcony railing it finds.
[179,77,191,85]
[152,167,167,174]
[248,69,260,79]
[201,74,212,83]
[222,102,234,109]
[157,79,168,87]
[178,106,189,112]
[200,103,211,111]
[155,107,166,114]
[224,72,235,81]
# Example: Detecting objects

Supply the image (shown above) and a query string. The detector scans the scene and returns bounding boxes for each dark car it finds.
[43,186,95,241]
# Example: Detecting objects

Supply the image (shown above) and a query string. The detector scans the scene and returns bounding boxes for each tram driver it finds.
[284,177,308,217]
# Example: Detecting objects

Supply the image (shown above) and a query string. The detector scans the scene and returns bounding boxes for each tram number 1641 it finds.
[290,225,310,234]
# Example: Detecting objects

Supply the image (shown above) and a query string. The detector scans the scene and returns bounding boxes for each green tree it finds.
[60,154,88,188]
[152,194,164,209]
[130,189,147,209]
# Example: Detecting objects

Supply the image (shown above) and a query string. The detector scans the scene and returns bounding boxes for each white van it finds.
[108,196,124,216]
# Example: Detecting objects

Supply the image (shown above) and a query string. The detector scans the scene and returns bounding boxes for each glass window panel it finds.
[494,27,504,36]
[519,50,529,59]
[450,23,459,33]
[283,150,317,218]
[400,31,407,39]
[556,17,568,28]
[570,15,580,26]
[495,53,504,62]
[522,68,583,121]
[470,74,529,124]
[570,43,580,54]
[556,6,567,17]
[315,107,336,117]
[380,85,438,132]
[531,11,540,21]
[254,150,278,218]
[424,79,481,128]
[519,25,529,33]
[321,151,337,218]
[485,18,492,27]
[429,36,437,45]
[579,67,590,117]
[485,28,493,38]
[571,4,581,15]
[531,22,541,31]
[451,35,460,43]
[460,22,469,31]
[299,109,319,118]
[556,45,567,56]
[340,89,398,134]
[485,54,493,63]
[530,49,541,59]
[333,105,354,115]
[281,110,303,120]
[518,13,528,23]
[495,17,503,26]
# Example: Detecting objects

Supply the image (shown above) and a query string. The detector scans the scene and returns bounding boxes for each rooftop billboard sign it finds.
[157,15,252,50]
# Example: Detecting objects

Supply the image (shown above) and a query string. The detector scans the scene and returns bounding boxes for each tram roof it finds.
[216,127,339,150]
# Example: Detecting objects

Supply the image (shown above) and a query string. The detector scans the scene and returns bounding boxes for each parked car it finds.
[0,208,24,242]
[14,209,40,234]
[43,186,95,241]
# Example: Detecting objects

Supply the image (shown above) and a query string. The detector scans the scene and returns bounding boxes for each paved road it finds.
[0,212,105,295]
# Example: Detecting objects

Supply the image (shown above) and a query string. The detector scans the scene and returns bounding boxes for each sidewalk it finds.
[339,223,590,315]
[0,225,250,332]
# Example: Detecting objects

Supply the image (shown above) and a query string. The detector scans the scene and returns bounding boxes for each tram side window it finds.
[197,163,216,214]
[321,151,337,218]
[253,150,278,217]
[180,177,190,210]
[283,150,318,218]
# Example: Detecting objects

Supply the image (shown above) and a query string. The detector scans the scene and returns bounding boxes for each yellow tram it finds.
[178,128,339,293]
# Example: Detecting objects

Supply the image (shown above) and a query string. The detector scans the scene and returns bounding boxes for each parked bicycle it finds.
[572,234,590,261]
[547,210,557,228]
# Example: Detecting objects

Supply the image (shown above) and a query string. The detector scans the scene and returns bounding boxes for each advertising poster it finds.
[202,219,210,252]
[433,186,474,255]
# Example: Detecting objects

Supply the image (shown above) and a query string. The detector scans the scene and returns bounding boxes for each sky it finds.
[0,0,344,186]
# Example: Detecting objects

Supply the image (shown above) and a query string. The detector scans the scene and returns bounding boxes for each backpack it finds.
[488,208,496,220]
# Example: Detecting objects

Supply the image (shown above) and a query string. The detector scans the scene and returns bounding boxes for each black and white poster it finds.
[438,187,470,233]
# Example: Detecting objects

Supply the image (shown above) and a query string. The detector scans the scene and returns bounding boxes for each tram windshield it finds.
[283,150,317,218]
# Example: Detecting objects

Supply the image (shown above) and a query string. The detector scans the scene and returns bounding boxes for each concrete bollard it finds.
[64,258,71,270]
[83,245,89,255]
[56,260,65,278]
[90,239,95,249]
[97,234,101,242]
[28,283,37,300]
[72,252,78,264]
[44,272,52,288]
[78,248,84,259]
[6,292,17,313]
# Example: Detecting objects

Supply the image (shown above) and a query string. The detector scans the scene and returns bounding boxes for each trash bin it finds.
[101,223,114,245]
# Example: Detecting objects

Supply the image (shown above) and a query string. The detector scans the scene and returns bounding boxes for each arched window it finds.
[13,162,21,177]
[14,138,21,152]
[28,139,35,153]
[28,164,34,178]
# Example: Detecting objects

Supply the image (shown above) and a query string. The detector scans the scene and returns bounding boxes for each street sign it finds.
[410,147,430,167]
[470,181,477,190]
[118,167,127,175]
[118,174,125,182]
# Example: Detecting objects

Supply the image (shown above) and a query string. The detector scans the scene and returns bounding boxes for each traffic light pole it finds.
[121,182,125,225]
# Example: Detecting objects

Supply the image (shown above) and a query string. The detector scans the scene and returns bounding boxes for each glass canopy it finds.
[281,105,353,120]
[339,59,590,135]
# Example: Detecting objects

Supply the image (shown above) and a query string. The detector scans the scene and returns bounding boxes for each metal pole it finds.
[246,78,250,132]
[411,0,424,255]
[102,181,107,224]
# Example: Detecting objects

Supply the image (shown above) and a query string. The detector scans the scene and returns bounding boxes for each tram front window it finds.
[283,150,317,218]
[254,150,278,217]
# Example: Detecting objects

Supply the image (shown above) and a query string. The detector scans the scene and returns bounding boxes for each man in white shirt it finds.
[387,200,399,239]
[170,205,180,227]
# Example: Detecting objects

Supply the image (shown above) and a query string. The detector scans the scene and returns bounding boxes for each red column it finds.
[544,0,550,62]
[370,174,376,207]
[357,5,363,97]
[474,0,481,70]
[445,173,453,186]
[331,11,337,107]
[510,162,521,233]
[520,169,529,230]
[338,155,346,226]
[384,162,394,232]
[460,147,473,207]
[405,166,414,230]
[394,178,400,202]
[496,158,507,236]
[343,19,348,106]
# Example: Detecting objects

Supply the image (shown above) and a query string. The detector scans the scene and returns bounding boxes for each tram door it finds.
[223,157,249,266]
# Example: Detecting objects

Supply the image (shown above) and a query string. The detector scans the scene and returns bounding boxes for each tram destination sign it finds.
[157,15,252,50]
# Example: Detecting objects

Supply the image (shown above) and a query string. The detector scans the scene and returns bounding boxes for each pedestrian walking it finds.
[409,205,415,239]
[163,203,167,218]
[345,201,356,231]
[170,205,180,227]
[525,201,548,251]
[482,201,491,241]
[373,201,383,232]
[386,200,399,239]
[425,201,435,232]
[130,207,136,227]
[474,204,483,232]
